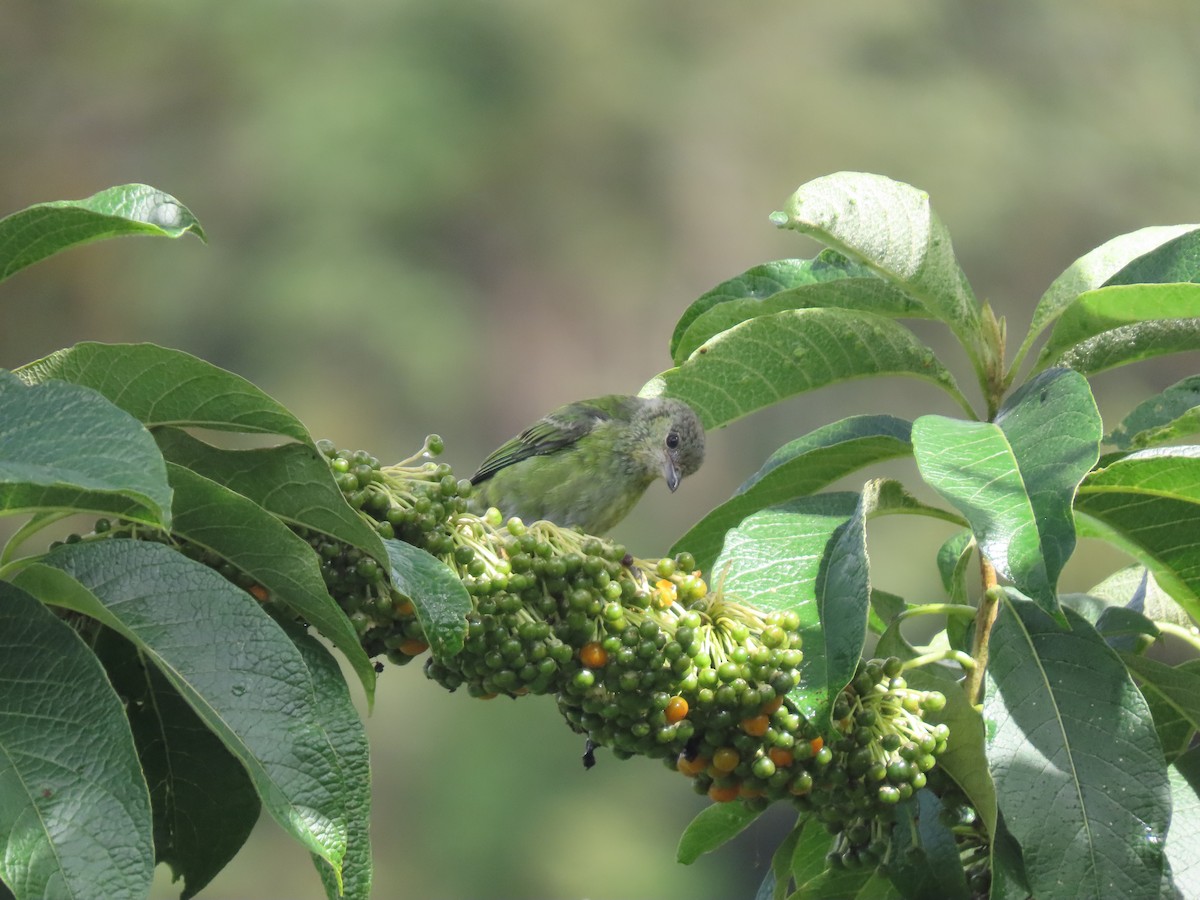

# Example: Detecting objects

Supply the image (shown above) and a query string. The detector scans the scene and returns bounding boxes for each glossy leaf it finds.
[771,172,983,365]
[671,415,914,571]
[92,629,258,900]
[641,307,971,431]
[984,594,1169,899]
[1122,653,1200,740]
[1058,317,1200,376]
[676,802,761,864]
[914,368,1101,614]
[1017,224,1199,366]
[1166,747,1200,897]
[1105,226,1200,286]
[14,540,355,884]
[1108,376,1200,450]
[17,342,312,445]
[789,817,834,889]
[0,370,171,527]
[0,184,204,283]
[0,583,153,900]
[384,539,471,659]
[165,462,375,702]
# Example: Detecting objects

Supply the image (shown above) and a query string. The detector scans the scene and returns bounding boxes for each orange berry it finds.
[761,695,784,715]
[809,736,824,754]
[741,714,770,737]
[399,638,429,657]
[708,783,740,803]
[768,747,794,768]
[395,598,415,616]
[579,641,609,668]
[677,754,709,777]
[665,695,690,724]
[711,747,740,773]
[738,784,764,799]
[248,584,269,602]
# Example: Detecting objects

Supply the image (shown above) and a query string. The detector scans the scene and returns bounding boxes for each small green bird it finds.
[469,394,705,534]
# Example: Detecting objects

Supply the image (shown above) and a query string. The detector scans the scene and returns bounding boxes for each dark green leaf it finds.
[984,594,1169,899]
[868,588,906,635]
[0,370,171,527]
[1106,226,1200,286]
[789,817,833,889]
[989,814,1031,900]
[1107,375,1200,450]
[165,462,375,703]
[914,368,1100,614]
[772,172,983,367]
[289,626,372,900]
[768,820,803,900]
[14,540,353,882]
[1018,224,1199,366]
[1166,747,1200,896]
[789,862,873,899]
[0,184,204,283]
[1122,653,1200,734]
[1059,317,1200,376]
[676,802,762,864]
[384,539,471,659]
[92,629,258,900]
[0,583,153,900]
[935,530,974,604]
[642,307,971,431]
[17,342,312,445]
[1130,658,1200,765]
[887,791,970,900]
[671,415,914,572]
[1089,564,1193,628]
[154,427,387,567]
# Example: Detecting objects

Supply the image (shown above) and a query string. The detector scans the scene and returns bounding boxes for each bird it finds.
[468,394,705,534]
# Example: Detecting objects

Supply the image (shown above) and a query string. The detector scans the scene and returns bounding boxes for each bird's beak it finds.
[663,457,681,492]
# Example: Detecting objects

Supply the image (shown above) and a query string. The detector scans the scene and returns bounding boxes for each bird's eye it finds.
[666,431,681,450]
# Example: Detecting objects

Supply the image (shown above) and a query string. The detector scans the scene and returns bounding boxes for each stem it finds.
[962,556,1000,706]
[1155,620,1200,654]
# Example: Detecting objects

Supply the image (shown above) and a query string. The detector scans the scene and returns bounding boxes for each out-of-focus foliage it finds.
[4,2,1200,897]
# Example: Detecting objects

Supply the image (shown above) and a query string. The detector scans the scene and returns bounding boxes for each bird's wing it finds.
[470,398,616,483]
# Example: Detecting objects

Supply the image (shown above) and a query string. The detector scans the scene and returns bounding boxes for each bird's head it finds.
[627,397,705,491]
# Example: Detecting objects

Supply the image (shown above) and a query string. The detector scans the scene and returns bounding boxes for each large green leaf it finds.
[1058,317,1200,376]
[92,629,258,900]
[288,626,372,900]
[0,184,205,284]
[771,172,983,362]
[0,370,171,528]
[154,427,387,568]
[1107,376,1200,450]
[1016,224,1199,367]
[1075,448,1200,622]
[0,583,154,900]
[887,791,970,900]
[166,462,375,702]
[1035,283,1200,372]
[1104,227,1200,286]
[642,307,971,431]
[913,368,1101,614]
[673,254,928,364]
[671,415,914,572]
[1139,658,1200,765]
[1166,747,1200,897]
[675,802,761,864]
[384,539,471,659]
[13,540,355,886]
[984,594,1169,899]
[17,343,312,445]
[1121,654,1200,761]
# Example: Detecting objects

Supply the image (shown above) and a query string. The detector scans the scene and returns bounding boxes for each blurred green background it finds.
[4,2,1200,897]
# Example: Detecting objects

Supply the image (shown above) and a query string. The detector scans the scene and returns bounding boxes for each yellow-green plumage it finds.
[469,395,705,534]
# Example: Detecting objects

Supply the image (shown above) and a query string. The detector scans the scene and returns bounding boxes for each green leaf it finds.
[0,583,154,900]
[0,184,205,283]
[1108,376,1200,450]
[1133,657,1200,764]
[1088,565,1193,629]
[1075,448,1200,622]
[675,802,762,864]
[914,368,1101,614]
[165,462,375,703]
[1166,747,1200,896]
[17,343,313,445]
[771,172,983,367]
[673,256,928,364]
[0,370,171,527]
[936,530,975,604]
[789,817,834,889]
[641,307,971,431]
[984,593,1169,899]
[1121,653,1200,738]
[1017,224,1199,366]
[92,629,258,900]
[887,791,970,900]
[154,427,387,567]
[1104,226,1200,286]
[671,415,914,572]
[767,819,803,900]
[288,626,372,900]
[13,540,353,884]
[1036,283,1200,372]
[712,495,861,730]
[384,539,471,659]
